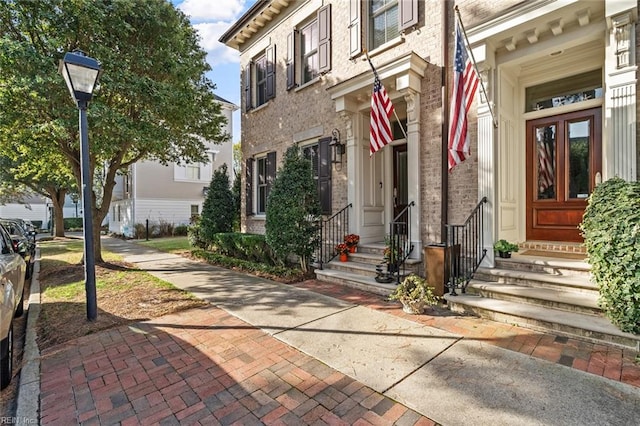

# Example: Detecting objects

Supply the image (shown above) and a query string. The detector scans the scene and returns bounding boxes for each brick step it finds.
[444,293,640,350]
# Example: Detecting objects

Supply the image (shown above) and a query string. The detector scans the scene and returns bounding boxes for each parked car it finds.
[8,218,37,244]
[0,219,35,279]
[0,223,26,390]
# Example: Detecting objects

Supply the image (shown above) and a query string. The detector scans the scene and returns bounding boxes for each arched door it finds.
[525,108,602,242]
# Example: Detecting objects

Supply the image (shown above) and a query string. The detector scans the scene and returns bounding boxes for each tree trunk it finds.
[46,187,67,237]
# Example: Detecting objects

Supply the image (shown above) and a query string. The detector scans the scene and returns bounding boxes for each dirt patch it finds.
[37,260,207,351]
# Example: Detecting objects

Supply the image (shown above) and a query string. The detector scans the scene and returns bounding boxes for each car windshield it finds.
[0,221,24,236]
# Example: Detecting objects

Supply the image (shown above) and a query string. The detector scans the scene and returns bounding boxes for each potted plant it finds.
[335,243,350,262]
[388,274,439,314]
[493,239,519,258]
[383,237,403,272]
[344,234,360,253]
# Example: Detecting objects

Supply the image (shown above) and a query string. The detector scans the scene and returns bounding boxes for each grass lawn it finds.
[36,237,206,350]
[137,236,190,254]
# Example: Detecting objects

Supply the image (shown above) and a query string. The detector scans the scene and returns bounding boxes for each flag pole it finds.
[454,6,498,129]
[364,50,408,140]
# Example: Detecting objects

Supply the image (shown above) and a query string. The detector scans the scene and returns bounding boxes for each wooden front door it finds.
[526,108,602,242]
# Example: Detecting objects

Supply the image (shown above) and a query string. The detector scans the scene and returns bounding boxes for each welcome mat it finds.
[519,250,586,260]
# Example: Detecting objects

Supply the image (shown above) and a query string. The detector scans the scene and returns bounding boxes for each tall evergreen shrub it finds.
[200,163,234,245]
[265,146,320,272]
[580,177,640,334]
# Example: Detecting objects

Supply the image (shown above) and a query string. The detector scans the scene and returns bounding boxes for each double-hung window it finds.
[286,5,331,90]
[244,45,276,111]
[302,137,332,215]
[348,0,418,57]
[245,152,276,215]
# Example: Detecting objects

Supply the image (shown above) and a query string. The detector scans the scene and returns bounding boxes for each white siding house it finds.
[108,95,238,237]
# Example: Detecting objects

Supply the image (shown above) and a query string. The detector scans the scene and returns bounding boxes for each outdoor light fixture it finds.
[329,128,344,164]
[59,49,102,321]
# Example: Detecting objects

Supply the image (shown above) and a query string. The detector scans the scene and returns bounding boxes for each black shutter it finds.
[348,1,361,58]
[266,151,277,197]
[266,45,276,100]
[244,62,253,111]
[318,137,332,215]
[318,4,331,73]
[245,158,254,215]
[399,0,418,31]
[286,31,296,90]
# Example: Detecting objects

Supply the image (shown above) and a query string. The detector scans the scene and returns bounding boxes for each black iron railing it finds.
[313,203,351,269]
[384,201,415,284]
[446,197,488,295]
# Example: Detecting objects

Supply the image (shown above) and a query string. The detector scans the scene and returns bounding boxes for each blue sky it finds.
[172,0,258,143]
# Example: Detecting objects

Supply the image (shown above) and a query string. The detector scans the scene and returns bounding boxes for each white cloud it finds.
[178,0,245,22]
[194,22,240,66]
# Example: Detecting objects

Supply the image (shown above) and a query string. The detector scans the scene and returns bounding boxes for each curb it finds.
[15,251,40,424]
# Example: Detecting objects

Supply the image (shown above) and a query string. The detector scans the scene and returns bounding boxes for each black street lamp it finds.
[59,50,101,321]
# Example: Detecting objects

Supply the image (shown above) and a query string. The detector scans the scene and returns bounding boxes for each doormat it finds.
[519,250,586,260]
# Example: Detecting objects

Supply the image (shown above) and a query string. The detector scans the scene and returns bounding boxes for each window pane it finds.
[568,119,590,199]
[526,69,602,112]
[304,55,318,82]
[535,125,556,200]
[369,0,399,49]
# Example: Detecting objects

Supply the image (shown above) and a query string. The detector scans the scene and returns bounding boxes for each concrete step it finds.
[315,268,399,296]
[495,253,591,277]
[444,293,640,350]
[467,281,601,316]
[474,267,598,296]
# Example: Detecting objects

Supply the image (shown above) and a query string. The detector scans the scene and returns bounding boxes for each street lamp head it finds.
[59,50,101,106]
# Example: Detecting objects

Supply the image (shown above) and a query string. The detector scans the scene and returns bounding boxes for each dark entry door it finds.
[393,144,408,232]
[526,108,602,242]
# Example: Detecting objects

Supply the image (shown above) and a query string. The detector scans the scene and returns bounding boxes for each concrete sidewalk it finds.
[29,238,640,425]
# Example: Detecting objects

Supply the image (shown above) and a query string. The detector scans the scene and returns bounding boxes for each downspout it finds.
[441,1,450,243]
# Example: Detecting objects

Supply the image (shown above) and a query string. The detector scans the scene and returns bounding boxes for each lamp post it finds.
[59,50,101,321]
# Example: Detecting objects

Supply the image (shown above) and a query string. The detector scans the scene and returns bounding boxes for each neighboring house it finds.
[220,0,637,265]
[109,95,238,237]
[0,195,49,227]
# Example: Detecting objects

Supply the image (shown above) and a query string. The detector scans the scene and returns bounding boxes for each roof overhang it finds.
[219,0,290,50]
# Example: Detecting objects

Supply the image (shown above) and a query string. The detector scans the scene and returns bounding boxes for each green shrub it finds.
[208,233,277,265]
[173,224,188,236]
[200,163,234,244]
[265,146,320,272]
[191,249,304,283]
[580,177,640,334]
[188,217,207,248]
[63,217,83,230]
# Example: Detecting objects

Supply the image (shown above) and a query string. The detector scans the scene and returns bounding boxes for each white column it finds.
[604,9,637,181]
[341,110,359,233]
[404,90,422,259]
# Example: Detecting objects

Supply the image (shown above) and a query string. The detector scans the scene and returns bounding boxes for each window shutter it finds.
[266,45,276,100]
[286,31,296,90]
[318,137,332,215]
[399,0,418,31]
[266,151,277,196]
[245,158,254,215]
[348,1,361,58]
[318,4,331,73]
[244,62,253,111]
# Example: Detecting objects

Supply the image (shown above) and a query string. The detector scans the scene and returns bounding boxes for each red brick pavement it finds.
[39,305,437,426]
[292,280,640,389]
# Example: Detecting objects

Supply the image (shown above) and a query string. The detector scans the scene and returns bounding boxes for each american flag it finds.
[448,21,479,171]
[370,72,395,156]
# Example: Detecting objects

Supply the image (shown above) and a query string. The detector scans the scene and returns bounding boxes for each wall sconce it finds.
[329,128,344,164]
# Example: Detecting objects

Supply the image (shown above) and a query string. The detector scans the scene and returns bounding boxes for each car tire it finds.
[0,322,13,390]
[15,288,24,318]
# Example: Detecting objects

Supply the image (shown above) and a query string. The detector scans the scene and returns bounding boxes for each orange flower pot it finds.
[339,253,348,262]
[349,245,357,253]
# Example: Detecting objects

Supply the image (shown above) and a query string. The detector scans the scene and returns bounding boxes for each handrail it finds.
[313,203,352,269]
[445,197,488,295]
[387,201,415,283]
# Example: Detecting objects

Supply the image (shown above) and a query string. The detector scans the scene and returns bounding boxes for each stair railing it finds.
[313,203,351,269]
[387,201,415,283]
[445,197,488,295]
